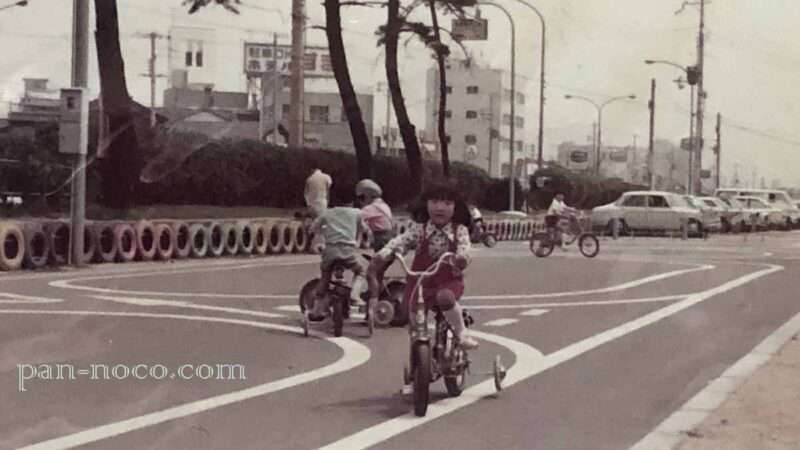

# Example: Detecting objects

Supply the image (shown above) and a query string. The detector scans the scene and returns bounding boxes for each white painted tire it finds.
[22,223,49,269]
[222,222,238,256]
[206,222,225,257]
[290,221,307,253]
[0,222,25,271]
[237,221,255,255]
[189,223,208,258]
[252,222,269,255]
[114,223,137,263]
[154,223,174,260]
[135,220,157,261]
[92,223,117,264]
[172,222,191,259]
[44,221,70,266]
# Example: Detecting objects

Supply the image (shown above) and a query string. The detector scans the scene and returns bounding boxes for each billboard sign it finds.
[452,18,488,41]
[244,42,334,78]
[609,149,628,162]
[570,150,588,163]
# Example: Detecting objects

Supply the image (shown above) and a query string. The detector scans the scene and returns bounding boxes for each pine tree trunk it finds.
[428,0,450,178]
[385,0,423,196]
[324,0,372,180]
[94,0,142,209]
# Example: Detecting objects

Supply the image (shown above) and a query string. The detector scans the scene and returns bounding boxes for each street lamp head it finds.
[16,0,27,5]
[564,94,572,99]
[628,95,636,99]
[644,59,654,65]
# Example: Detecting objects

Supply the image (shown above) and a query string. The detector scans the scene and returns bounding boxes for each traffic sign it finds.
[452,18,488,41]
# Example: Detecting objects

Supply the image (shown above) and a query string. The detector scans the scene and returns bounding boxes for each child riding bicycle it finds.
[307,203,371,322]
[371,181,478,349]
[546,192,579,250]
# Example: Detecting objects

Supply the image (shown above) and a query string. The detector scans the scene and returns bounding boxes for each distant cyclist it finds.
[546,192,578,250]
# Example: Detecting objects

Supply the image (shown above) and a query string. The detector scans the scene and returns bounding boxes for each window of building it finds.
[514,116,524,128]
[282,104,290,116]
[185,50,193,67]
[516,141,523,151]
[340,108,348,122]
[261,47,272,58]
[195,44,204,67]
[502,114,512,125]
[466,86,479,94]
[248,47,259,58]
[465,134,477,144]
[446,135,451,144]
[446,85,453,94]
[309,105,330,123]
[445,110,452,119]
[248,60,261,71]
[517,93,525,104]
[466,110,478,119]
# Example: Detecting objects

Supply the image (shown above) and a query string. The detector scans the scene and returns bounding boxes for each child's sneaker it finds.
[459,334,479,350]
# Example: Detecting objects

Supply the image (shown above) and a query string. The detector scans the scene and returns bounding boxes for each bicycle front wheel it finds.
[530,233,554,257]
[413,343,431,417]
[578,233,600,258]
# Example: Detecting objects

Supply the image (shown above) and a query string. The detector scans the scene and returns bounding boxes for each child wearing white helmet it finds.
[355,179,394,251]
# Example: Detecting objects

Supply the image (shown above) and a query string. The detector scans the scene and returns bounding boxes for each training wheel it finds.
[493,355,506,392]
[374,300,395,327]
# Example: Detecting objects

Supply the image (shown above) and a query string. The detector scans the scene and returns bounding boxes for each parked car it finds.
[734,196,786,230]
[715,188,800,229]
[698,196,742,233]
[683,195,722,232]
[591,190,704,236]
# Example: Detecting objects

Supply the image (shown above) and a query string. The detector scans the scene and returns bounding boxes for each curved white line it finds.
[465,295,687,309]
[48,260,310,299]
[318,330,545,450]
[463,265,714,300]
[0,293,63,304]
[91,295,286,318]
[320,263,783,449]
[1,309,370,450]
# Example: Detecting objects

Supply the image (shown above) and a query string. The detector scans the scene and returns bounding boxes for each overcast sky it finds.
[2,0,799,187]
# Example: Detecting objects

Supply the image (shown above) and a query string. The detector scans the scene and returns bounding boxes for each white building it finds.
[425,59,532,179]
[168,26,217,90]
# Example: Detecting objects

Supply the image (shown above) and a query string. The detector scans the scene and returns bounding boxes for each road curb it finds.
[629,310,800,450]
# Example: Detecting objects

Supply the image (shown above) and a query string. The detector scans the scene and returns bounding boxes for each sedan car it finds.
[698,196,742,233]
[734,196,787,230]
[591,190,704,236]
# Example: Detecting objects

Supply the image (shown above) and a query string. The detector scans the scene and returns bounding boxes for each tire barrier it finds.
[222,223,238,256]
[268,221,285,254]
[22,223,49,269]
[207,222,225,257]
[290,221,307,253]
[45,221,70,266]
[135,220,157,261]
[172,222,191,259]
[252,221,269,255]
[281,221,296,253]
[0,222,25,271]
[189,223,208,258]
[92,223,117,264]
[114,223,137,263]
[77,224,97,264]
[237,221,255,255]
[154,223,175,260]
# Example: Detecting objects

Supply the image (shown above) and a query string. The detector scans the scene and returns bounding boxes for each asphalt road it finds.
[2,231,800,450]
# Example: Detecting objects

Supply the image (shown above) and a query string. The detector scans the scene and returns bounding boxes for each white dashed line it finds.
[92,295,285,318]
[483,318,519,327]
[520,308,549,316]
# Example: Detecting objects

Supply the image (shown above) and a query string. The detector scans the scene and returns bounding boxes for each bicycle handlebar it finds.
[393,251,455,278]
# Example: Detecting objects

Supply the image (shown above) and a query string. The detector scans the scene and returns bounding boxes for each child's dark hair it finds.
[409,180,472,227]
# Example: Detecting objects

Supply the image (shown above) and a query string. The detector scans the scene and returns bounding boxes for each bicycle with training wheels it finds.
[393,251,506,417]
[298,257,374,338]
[529,212,600,258]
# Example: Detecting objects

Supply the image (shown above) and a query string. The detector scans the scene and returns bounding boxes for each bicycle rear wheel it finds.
[578,233,600,258]
[413,343,431,417]
[529,233,554,257]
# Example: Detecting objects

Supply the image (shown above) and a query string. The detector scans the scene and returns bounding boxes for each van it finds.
[714,188,799,229]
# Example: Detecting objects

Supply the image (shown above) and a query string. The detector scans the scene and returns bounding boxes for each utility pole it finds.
[714,112,721,189]
[591,122,597,170]
[693,0,706,195]
[69,0,89,267]
[381,83,391,154]
[272,33,279,145]
[138,32,166,127]
[648,78,656,190]
[289,0,305,148]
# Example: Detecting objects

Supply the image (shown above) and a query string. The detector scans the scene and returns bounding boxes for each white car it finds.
[734,196,786,230]
[715,188,799,229]
[684,195,722,232]
[591,190,704,236]
[698,196,742,233]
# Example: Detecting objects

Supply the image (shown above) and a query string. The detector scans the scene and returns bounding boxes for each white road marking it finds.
[92,295,285,318]
[318,263,782,450]
[1,309,370,450]
[318,330,545,450]
[463,265,714,299]
[48,260,310,299]
[630,309,800,450]
[520,308,549,316]
[466,295,687,310]
[0,293,63,304]
[483,318,519,327]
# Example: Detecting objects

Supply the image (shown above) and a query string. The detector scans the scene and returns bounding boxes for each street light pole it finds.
[0,0,27,11]
[480,2,515,210]
[69,0,89,267]
[564,94,636,176]
[506,0,546,171]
